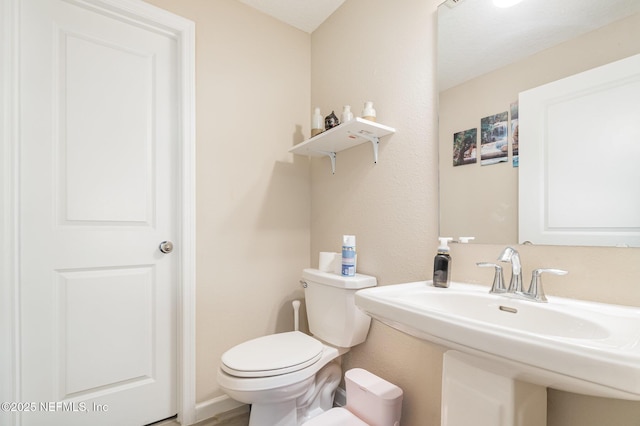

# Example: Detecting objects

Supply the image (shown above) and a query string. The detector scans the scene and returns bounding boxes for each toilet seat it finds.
[221,331,323,378]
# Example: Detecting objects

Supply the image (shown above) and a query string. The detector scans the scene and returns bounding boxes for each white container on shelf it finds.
[311,107,323,137]
[362,101,376,122]
[342,105,354,123]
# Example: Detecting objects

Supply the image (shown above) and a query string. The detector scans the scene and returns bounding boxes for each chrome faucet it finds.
[476,262,506,294]
[478,247,568,302]
[527,268,568,302]
[498,246,523,294]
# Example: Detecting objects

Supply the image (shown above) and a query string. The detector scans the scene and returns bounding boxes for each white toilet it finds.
[217,268,377,426]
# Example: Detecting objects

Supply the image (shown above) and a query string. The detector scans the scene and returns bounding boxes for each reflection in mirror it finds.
[437,0,640,246]
[519,53,640,247]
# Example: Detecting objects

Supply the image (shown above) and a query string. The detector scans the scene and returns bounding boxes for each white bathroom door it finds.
[19,0,179,424]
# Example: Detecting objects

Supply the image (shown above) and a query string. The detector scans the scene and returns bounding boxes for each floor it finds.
[155,407,249,426]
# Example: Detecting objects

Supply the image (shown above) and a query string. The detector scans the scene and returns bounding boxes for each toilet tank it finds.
[302,268,376,348]
[345,368,403,426]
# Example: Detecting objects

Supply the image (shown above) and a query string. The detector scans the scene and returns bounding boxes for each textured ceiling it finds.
[236,0,639,88]
[438,0,640,90]
[237,0,346,33]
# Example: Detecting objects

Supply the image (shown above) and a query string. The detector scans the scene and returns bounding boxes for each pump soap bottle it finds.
[433,237,453,288]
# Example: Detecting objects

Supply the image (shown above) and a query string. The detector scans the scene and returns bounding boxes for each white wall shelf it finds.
[289,117,396,174]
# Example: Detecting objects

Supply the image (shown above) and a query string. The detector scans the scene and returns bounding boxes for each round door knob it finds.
[159,241,174,254]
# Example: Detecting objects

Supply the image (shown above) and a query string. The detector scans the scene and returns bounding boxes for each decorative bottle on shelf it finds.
[311,107,323,137]
[362,101,376,122]
[325,111,340,130]
[341,105,354,123]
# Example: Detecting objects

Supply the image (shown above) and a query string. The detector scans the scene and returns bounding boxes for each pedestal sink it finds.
[354,281,640,426]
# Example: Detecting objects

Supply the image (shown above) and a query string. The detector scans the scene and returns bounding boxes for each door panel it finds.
[61,31,153,224]
[19,0,178,424]
[58,266,154,397]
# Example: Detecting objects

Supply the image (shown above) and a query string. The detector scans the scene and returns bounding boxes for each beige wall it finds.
[439,13,640,243]
[143,0,311,402]
[145,0,640,425]
[310,1,442,425]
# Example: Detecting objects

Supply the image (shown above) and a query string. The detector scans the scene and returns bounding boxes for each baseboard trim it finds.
[193,387,346,424]
[194,395,248,423]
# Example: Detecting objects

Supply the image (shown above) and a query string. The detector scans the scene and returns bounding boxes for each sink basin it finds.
[355,281,640,400]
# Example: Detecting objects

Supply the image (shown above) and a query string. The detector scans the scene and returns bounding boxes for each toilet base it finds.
[249,400,298,426]
[297,361,341,424]
[244,361,342,426]
[302,407,369,426]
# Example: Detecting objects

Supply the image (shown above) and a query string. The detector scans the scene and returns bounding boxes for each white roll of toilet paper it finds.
[319,252,341,273]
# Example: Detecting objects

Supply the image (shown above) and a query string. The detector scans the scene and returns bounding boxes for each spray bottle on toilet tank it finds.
[341,235,357,277]
[433,237,453,288]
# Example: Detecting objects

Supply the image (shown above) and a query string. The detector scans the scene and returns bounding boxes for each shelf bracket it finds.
[348,131,380,164]
[317,150,337,174]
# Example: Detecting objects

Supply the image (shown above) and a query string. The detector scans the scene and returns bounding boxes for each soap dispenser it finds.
[433,237,453,288]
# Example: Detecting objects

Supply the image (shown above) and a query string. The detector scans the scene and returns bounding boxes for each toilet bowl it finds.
[216,331,343,425]
[217,269,377,426]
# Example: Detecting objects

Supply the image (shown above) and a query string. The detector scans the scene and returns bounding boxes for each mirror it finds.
[437,0,640,246]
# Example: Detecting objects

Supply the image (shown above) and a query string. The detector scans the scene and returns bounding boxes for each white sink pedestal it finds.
[442,351,547,426]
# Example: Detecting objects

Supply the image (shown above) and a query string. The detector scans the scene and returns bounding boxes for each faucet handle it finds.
[476,262,506,294]
[526,268,568,302]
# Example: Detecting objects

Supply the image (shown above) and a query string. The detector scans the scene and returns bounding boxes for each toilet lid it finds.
[221,331,324,378]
